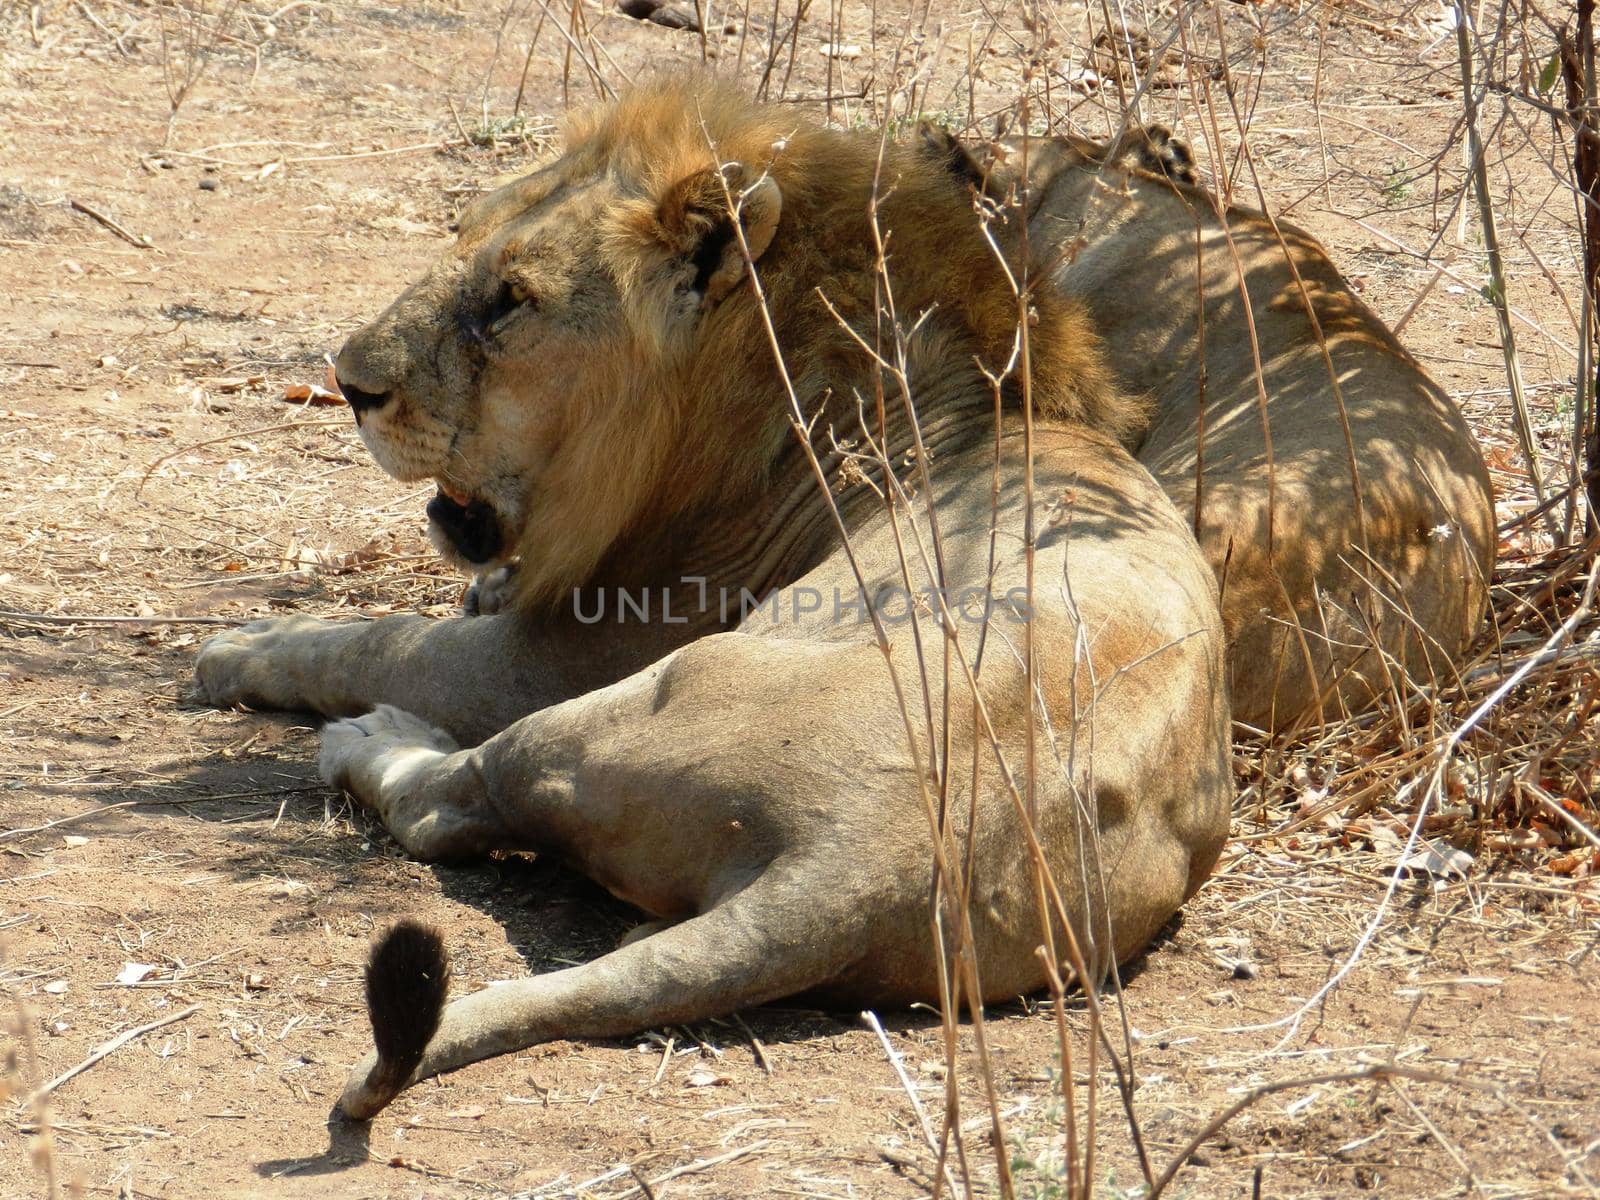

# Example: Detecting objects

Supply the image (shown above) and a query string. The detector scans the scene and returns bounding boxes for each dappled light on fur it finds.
[196,82,1250,1122]
[188,76,1505,1140]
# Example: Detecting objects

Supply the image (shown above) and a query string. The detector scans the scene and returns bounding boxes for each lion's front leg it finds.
[320,705,508,860]
[193,610,604,744]
[195,614,354,714]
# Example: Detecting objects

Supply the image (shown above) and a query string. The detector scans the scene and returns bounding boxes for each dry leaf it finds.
[1398,839,1474,878]
[371,215,437,237]
[282,381,345,406]
[279,535,386,576]
[208,375,265,394]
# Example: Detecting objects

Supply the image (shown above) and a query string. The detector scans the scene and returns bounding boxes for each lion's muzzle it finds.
[335,376,390,425]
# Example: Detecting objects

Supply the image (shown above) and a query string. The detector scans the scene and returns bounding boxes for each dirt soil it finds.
[3,2,1597,1198]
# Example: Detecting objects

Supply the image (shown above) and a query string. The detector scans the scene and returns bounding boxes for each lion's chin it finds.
[426,489,507,566]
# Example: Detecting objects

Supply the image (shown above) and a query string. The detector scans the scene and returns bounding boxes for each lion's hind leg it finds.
[323,632,912,1118]
[320,705,508,861]
[1130,125,1196,184]
[338,860,860,1119]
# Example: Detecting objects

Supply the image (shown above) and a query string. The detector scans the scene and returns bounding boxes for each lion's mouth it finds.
[436,478,472,507]
[426,486,504,565]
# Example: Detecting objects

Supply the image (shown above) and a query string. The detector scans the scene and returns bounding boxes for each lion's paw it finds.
[320,705,460,804]
[194,614,323,709]
[462,560,519,616]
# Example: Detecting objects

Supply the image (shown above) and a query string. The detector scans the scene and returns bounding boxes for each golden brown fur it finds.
[191,83,1494,1119]
[332,79,1141,613]
[192,81,1245,1119]
[940,126,1495,727]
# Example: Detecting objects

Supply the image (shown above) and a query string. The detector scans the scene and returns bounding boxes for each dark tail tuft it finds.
[364,920,450,1091]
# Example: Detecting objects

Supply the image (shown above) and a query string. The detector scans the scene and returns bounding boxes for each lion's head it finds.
[334,78,1140,609]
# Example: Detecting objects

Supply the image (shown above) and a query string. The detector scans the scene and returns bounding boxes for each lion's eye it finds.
[485,282,533,334]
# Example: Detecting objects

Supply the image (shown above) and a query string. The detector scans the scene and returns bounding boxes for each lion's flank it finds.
[362,921,450,1100]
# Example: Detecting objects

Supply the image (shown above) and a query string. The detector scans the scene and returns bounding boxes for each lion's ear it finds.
[916,121,1005,199]
[656,162,782,309]
[916,120,978,184]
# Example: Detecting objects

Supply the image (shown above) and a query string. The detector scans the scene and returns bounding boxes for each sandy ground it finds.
[3,2,1597,1197]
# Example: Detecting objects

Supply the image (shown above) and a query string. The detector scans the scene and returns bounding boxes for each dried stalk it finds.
[1561,3,1600,542]
[1455,2,1560,541]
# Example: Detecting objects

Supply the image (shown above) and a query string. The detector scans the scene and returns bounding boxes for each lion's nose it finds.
[336,378,391,423]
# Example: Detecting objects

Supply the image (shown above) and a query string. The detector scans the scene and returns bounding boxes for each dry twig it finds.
[68,198,153,248]
[31,1004,202,1102]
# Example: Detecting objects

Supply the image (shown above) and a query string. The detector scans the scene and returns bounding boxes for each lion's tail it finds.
[338,864,860,1118]
[351,920,450,1116]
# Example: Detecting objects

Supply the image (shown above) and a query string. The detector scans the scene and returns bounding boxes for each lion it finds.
[191,79,1483,1119]
[921,123,1495,727]
[194,80,1231,1115]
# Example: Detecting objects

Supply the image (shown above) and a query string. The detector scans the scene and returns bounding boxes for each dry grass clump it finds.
[1239,539,1600,885]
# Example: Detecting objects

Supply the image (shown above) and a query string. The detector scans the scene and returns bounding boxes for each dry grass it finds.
[743,2,1600,1194]
[1241,540,1600,871]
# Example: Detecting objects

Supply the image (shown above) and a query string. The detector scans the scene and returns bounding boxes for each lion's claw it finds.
[462,560,519,616]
